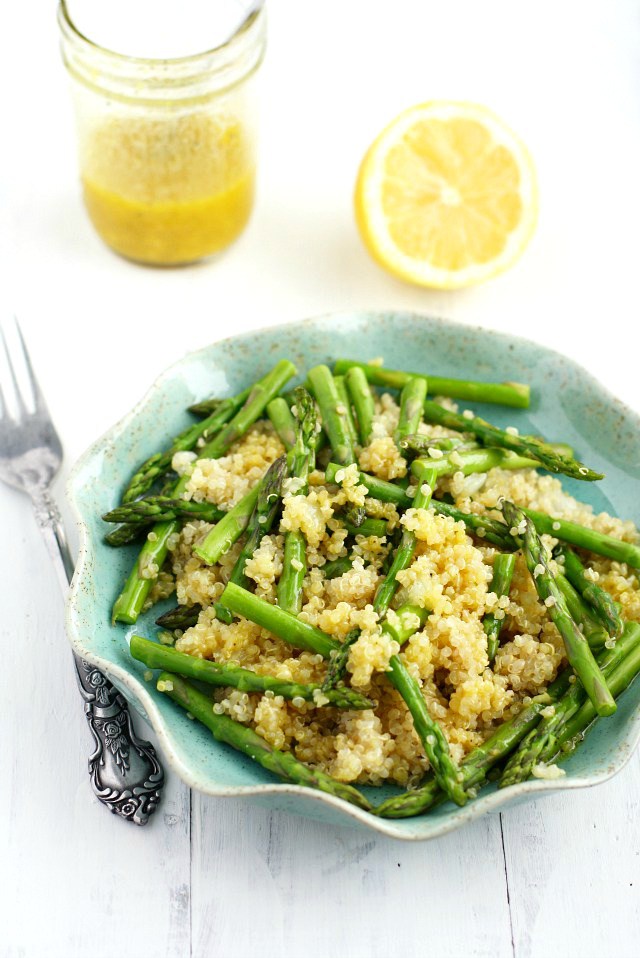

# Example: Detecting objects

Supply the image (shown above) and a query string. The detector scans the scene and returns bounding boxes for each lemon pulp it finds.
[80,112,255,265]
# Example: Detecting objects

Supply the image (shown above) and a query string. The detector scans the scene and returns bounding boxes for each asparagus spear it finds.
[334,376,359,450]
[342,504,366,527]
[193,485,261,567]
[277,388,318,615]
[395,378,427,453]
[201,360,297,459]
[555,574,608,650]
[421,400,602,481]
[409,444,575,478]
[323,556,354,579]
[105,523,147,547]
[342,517,389,538]
[399,435,478,457]
[376,666,574,818]
[219,581,340,658]
[112,362,297,624]
[333,360,531,409]
[345,366,376,446]
[307,365,356,465]
[215,457,287,623]
[388,652,468,807]
[523,509,640,568]
[500,622,640,787]
[267,397,297,450]
[554,629,640,748]
[188,386,251,418]
[122,388,251,503]
[554,545,623,637]
[483,553,516,662]
[324,463,517,549]
[156,672,372,810]
[155,604,202,630]
[374,463,437,611]
[502,501,615,717]
[103,497,225,525]
[130,635,373,709]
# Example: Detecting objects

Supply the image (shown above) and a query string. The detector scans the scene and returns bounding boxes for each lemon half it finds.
[355,101,538,289]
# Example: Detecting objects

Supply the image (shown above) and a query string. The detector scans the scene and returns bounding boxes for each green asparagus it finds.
[345,366,376,445]
[554,545,623,637]
[219,581,340,658]
[483,553,516,662]
[333,360,531,409]
[267,397,297,450]
[103,497,225,525]
[157,672,372,809]
[130,635,373,709]
[194,484,261,566]
[421,399,602,481]
[334,376,359,450]
[277,388,318,614]
[215,457,287,622]
[555,574,608,650]
[395,377,427,452]
[524,508,640,568]
[502,501,615,717]
[409,443,575,479]
[105,523,147,547]
[323,556,355,579]
[155,604,202,630]
[307,365,356,465]
[188,386,252,418]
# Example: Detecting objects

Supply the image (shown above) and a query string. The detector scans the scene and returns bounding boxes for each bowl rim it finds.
[65,309,640,840]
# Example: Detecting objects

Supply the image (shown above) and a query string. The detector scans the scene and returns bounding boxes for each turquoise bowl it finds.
[66,311,640,839]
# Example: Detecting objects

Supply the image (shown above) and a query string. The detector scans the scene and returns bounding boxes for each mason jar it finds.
[58,1,266,265]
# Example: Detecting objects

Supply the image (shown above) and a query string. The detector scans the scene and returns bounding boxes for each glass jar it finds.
[58,2,266,265]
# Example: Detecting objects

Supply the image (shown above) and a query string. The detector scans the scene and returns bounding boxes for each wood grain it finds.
[191,796,513,958]
[501,754,640,958]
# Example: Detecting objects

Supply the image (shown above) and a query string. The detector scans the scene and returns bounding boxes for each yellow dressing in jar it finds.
[81,114,255,264]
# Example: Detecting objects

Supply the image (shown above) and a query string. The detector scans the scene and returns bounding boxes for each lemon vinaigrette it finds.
[81,115,255,265]
[58,1,266,265]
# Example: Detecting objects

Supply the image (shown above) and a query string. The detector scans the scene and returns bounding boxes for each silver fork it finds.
[0,317,164,825]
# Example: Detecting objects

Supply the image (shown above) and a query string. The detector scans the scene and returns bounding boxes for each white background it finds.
[2,1,640,956]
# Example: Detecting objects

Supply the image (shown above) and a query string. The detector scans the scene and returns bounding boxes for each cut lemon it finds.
[354,101,538,289]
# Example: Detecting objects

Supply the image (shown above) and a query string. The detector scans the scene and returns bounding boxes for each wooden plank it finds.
[501,756,640,958]
[191,793,513,958]
[0,493,191,958]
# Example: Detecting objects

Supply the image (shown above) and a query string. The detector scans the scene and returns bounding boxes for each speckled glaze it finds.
[66,311,640,839]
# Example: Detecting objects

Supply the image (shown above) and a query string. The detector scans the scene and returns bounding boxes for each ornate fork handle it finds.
[32,486,164,825]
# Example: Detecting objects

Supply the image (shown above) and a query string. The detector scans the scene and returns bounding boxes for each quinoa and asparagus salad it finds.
[103,357,640,817]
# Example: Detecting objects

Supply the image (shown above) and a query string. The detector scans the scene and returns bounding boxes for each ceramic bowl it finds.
[66,311,640,839]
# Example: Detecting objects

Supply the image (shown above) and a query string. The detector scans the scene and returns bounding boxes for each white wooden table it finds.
[2,2,640,955]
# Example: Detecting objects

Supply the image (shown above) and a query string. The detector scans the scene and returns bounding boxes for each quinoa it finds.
[160,392,639,787]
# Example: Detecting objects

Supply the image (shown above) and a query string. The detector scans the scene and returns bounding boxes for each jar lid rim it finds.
[58,0,265,68]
